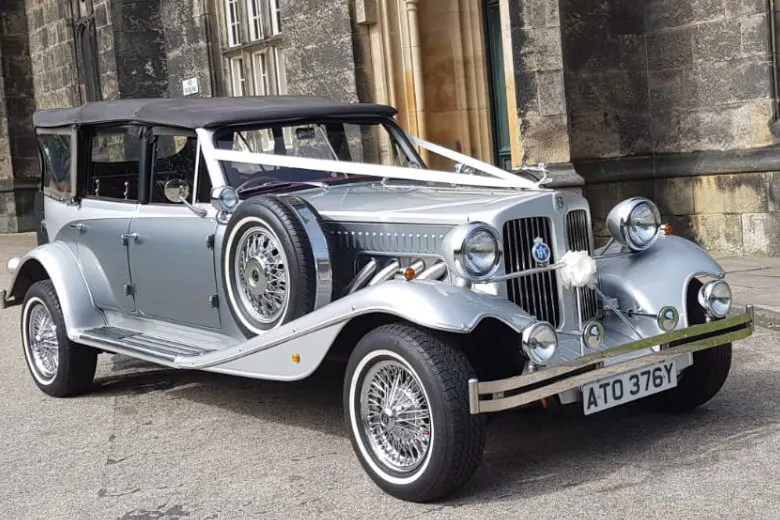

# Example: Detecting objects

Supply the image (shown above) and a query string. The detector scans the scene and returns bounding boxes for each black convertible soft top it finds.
[32,96,398,129]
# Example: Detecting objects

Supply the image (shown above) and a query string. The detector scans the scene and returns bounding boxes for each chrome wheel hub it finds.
[235,227,289,324]
[27,302,58,381]
[360,360,432,473]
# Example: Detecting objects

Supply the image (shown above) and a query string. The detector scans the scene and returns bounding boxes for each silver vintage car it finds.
[1,96,755,502]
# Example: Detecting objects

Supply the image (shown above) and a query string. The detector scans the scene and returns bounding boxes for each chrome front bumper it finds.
[468,307,755,414]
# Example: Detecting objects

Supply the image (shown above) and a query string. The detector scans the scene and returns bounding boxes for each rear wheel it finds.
[343,324,486,502]
[21,280,97,397]
[641,279,732,413]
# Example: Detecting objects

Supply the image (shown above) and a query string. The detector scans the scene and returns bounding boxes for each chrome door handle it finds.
[121,233,139,245]
[68,223,86,233]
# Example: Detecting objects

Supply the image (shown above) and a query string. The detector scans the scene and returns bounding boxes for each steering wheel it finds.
[235,175,280,194]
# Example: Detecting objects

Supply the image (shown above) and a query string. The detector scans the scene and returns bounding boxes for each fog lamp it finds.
[522,322,558,365]
[582,320,605,349]
[698,280,732,319]
[657,306,680,331]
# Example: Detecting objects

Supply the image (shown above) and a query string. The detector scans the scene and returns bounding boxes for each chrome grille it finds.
[566,209,599,322]
[503,217,561,327]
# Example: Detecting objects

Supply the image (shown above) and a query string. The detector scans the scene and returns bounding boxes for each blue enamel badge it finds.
[532,237,551,265]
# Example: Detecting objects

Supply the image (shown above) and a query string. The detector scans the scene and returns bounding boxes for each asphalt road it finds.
[1,234,779,519]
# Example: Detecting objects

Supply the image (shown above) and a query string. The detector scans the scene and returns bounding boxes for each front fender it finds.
[597,235,723,336]
[5,242,105,334]
[181,279,535,381]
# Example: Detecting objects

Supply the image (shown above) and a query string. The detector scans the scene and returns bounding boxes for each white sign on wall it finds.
[182,77,199,96]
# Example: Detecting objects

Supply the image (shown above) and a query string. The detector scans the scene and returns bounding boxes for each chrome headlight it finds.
[698,280,732,319]
[211,185,240,213]
[522,322,558,365]
[442,222,502,282]
[606,197,662,252]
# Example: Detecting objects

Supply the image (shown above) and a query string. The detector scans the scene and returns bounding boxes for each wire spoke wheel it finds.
[26,301,59,382]
[235,226,290,325]
[360,359,432,474]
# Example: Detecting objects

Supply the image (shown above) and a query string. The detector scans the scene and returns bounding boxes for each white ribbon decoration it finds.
[558,250,597,288]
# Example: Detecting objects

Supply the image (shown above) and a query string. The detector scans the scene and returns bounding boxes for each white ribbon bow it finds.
[559,250,597,288]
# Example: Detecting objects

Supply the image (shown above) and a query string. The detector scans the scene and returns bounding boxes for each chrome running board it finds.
[77,326,216,366]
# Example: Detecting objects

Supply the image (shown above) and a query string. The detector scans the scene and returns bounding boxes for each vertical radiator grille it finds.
[566,209,599,322]
[503,217,561,327]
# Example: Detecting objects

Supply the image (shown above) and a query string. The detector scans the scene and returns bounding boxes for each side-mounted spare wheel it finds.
[344,323,487,502]
[222,195,329,337]
[21,280,97,397]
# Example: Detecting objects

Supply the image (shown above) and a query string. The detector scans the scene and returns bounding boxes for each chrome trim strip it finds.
[490,262,564,282]
[369,259,401,285]
[470,325,752,414]
[418,261,447,280]
[470,311,753,401]
[347,258,378,294]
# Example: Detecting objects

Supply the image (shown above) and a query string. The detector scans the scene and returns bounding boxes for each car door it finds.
[69,125,144,313]
[126,129,222,329]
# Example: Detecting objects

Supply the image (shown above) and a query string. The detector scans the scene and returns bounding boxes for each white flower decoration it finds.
[559,250,597,288]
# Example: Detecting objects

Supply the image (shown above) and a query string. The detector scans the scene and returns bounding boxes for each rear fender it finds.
[5,242,105,334]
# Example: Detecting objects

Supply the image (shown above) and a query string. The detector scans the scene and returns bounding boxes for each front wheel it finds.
[343,324,486,502]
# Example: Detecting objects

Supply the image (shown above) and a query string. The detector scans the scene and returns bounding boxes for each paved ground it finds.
[1,233,780,519]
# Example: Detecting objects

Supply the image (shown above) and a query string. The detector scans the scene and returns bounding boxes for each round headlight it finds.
[212,185,240,213]
[462,228,499,277]
[443,222,502,282]
[522,322,558,365]
[606,197,662,252]
[698,280,732,319]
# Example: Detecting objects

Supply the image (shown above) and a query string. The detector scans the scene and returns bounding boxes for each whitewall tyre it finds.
[343,323,486,502]
[222,196,319,337]
[21,280,97,397]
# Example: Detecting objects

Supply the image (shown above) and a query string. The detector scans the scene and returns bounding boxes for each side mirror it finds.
[164,178,207,217]
[164,178,190,203]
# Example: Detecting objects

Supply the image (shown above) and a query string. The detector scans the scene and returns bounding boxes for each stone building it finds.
[1,0,779,255]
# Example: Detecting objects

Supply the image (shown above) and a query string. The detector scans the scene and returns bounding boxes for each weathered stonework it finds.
[282,0,358,103]
[508,0,571,165]
[1,0,37,233]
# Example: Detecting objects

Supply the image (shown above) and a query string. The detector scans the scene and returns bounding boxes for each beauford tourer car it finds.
[1,96,754,502]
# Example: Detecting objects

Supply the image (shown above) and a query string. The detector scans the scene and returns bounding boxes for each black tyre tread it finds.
[24,280,97,397]
[641,278,732,413]
[642,343,732,413]
[223,195,318,335]
[347,323,486,502]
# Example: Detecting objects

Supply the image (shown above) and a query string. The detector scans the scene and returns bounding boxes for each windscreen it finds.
[214,119,422,191]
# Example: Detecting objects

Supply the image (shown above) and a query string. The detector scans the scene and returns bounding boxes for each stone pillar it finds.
[0,0,38,233]
[507,0,571,168]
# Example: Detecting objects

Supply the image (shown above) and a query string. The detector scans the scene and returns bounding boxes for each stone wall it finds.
[161,0,213,98]
[560,0,775,159]
[281,0,359,103]
[1,0,39,233]
[508,0,571,165]
[559,0,780,256]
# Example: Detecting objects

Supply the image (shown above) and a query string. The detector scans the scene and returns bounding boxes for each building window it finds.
[230,57,246,96]
[218,0,286,97]
[269,0,281,35]
[225,0,241,47]
[246,0,264,41]
[76,19,101,102]
[252,51,269,95]
[273,47,286,94]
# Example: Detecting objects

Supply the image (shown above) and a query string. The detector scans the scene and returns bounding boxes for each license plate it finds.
[582,360,677,415]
